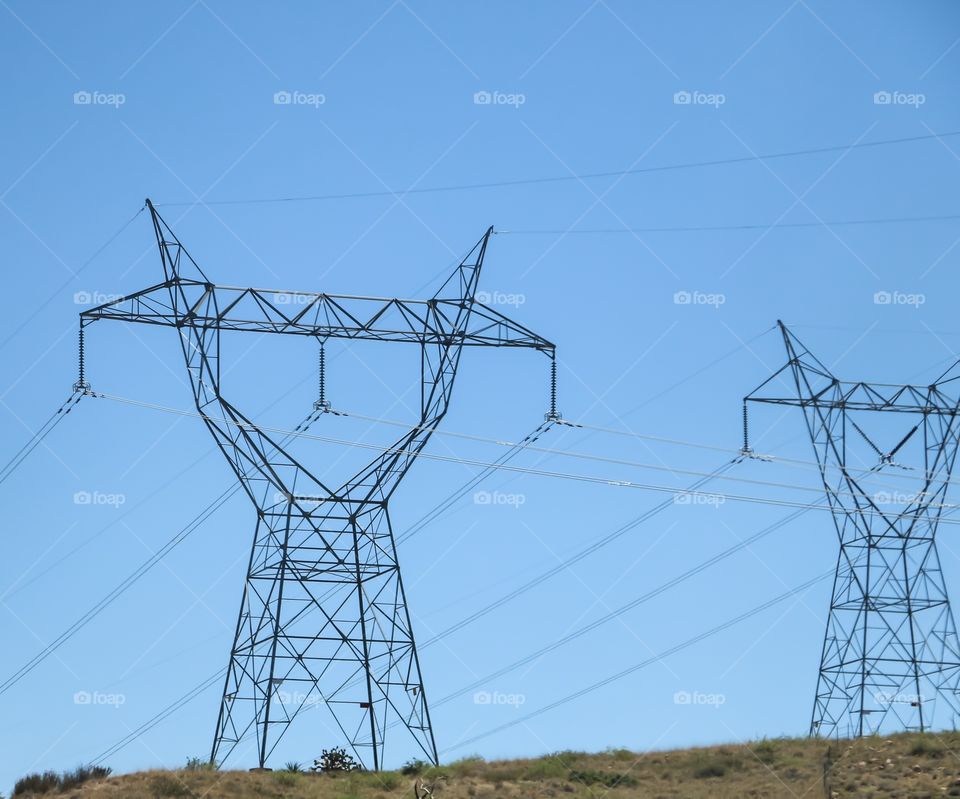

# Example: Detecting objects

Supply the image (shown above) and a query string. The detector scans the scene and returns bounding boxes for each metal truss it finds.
[746,321,960,738]
[80,200,555,770]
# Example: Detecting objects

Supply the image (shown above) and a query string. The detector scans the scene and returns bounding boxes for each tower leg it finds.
[811,531,960,737]
[211,493,436,769]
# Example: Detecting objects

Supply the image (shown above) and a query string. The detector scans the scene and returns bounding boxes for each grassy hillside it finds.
[11,732,960,798]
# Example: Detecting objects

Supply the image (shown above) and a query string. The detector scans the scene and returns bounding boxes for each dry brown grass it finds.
[16,733,960,799]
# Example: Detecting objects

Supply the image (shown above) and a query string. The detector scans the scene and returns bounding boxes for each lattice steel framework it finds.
[746,321,960,738]
[80,200,555,770]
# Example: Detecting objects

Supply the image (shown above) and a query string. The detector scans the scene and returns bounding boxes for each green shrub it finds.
[693,763,727,778]
[12,771,60,796]
[316,747,360,772]
[568,769,638,788]
[550,750,589,762]
[522,758,568,780]
[402,758,429,775]
[60,765,111,791]
[283,761,303,773]
[909,737,946,758]
[448,755,485,777]
[13,765,111,796]
[689,749,746,779]
[752,740,778,764]
[183,757,215,772]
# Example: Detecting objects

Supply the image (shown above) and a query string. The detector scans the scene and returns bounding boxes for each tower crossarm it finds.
[79,280,554,354]
[744,320,960,415]
[746,383,957,415]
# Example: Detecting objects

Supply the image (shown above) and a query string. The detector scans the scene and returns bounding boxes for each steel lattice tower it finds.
[80,200,555,770]
[746,321,960,738]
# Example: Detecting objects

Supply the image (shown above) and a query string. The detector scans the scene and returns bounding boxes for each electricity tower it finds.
[746,321,960,738]
[80,200,556,770]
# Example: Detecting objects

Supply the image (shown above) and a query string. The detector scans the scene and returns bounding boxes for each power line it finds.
[84,460,733,762]
[442,571,832,754]
[90,667,228,766]
[0,406,324,697]
[427,472,960,713]
[0,359,333,599]
[408,497,827,717]
[21,320,763,591]
[397,421,555,546]
[317,406,944,498]
[152,130,960,208]
[274,459,740,733]
[494,212,960,235]
[89,566,831,765]
[556,418,960,491]
[89,392,960,517]
[91,457,929,760]
[0,414,551,698]
[422,457,700,646]
[0,390,84,487]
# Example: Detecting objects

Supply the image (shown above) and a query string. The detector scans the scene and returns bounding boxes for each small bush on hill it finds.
[909,737,946,758]
[13,765,111,796]
[59,766,111,791]
[522,758,568,780]
[447,756,485,778]
[568,769,639,788]
[183,757,215,772]
[401,758,429,775]
[315,747,360,772]
[752,740,778,764]
[13,771,61,796]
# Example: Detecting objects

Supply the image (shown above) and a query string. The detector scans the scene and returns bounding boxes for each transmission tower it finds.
[745,321,960,738]
[79,200,556,770]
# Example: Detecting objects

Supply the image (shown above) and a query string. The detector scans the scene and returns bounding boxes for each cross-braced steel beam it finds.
[80,200,555,770]
[746,321,960,738]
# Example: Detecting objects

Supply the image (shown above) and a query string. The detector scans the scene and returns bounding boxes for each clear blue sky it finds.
[2,0,960,787]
